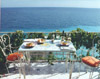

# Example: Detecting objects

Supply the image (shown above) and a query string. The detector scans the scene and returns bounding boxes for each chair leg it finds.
[18,58,23,79]
[18,62,21,79]
[98,71,100,79]
[78,61,82,76]
[76,62,88,79]
[88,67,94,79]
[13,63,16,71]
[5,62,9,74]
[21,61,26,79]
[74,61,82,79]
[91,68,94,79]
[89,71,92,79]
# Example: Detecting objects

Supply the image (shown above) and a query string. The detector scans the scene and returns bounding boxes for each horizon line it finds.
[1,6,100,9]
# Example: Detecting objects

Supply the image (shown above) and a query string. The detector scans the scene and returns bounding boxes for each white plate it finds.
[24,42,35,48]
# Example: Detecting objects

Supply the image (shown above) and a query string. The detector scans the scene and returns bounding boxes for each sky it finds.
[1,0,100,8]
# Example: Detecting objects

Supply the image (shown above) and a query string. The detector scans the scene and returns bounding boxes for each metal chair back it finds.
[0,34,12,57]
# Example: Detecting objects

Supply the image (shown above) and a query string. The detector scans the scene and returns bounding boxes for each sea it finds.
[1,7,100,32]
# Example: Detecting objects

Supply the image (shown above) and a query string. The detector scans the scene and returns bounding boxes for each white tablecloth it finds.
[18,39,76,52]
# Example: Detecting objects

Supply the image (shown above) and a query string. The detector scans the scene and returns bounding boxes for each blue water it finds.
[1,7,100,32]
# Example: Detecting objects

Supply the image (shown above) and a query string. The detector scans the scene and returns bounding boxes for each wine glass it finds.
[67,33,71,43]
[51,34,55,43]
[61,36,65,41]
[52,34,55,39]
[56,34,60,40]
[44,35,48,39]
[68,33,71,37]
[44,34,48,43]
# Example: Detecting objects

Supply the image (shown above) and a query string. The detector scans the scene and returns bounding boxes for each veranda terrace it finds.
[0,29,100,79]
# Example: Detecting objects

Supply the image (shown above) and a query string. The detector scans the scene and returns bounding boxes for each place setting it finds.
[37,38,45,44]
[23,42,36,48]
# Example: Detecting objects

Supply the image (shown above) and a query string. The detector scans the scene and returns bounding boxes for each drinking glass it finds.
[51,34,55,43]
[68,33,71,37]
[44,34,48,43]
[56,34,60,40]
[44,35,48,39]
[52,34,55,39]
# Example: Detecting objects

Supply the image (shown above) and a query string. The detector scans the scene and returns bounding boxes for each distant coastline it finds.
[1,7,100,9]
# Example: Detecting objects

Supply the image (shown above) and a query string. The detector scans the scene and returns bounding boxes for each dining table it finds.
[18,39,76,79]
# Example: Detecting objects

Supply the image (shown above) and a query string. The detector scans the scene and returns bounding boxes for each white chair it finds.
[0,34,24,76]
[77,37,100,79]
